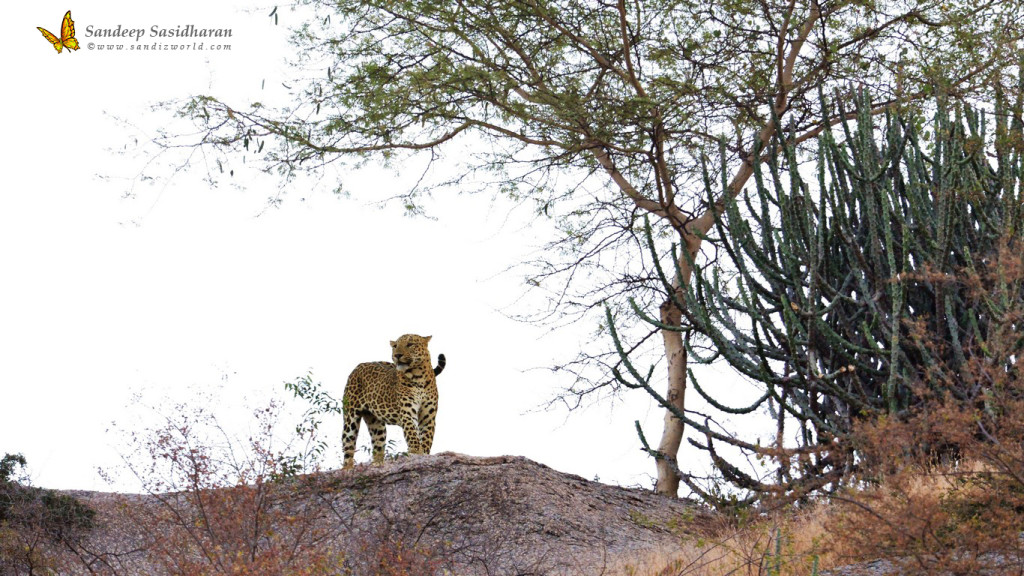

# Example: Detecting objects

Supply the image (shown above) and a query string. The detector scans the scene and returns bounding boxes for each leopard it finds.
[341,334,444,468]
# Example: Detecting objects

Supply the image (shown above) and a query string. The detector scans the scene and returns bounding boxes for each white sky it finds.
[2,2,748,493]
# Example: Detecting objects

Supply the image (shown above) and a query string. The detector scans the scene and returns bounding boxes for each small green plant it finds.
[628,508,657,529]
[284,371,342,470]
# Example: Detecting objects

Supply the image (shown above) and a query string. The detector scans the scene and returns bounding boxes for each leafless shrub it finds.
[827,243,1024,575]
[108,397,343,575]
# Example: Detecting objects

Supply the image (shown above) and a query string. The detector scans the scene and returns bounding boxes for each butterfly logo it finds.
[37,11,80,54]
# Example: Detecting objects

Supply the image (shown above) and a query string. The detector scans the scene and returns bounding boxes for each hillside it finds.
[61,453,714,575]
[21,452,1021,575]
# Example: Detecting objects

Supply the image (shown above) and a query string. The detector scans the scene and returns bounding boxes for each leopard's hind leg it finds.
[341,406,361,469]
[417,401,437,454]
[363,412,389,464]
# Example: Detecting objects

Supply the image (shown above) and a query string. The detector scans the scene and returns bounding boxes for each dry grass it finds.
[602,459,1023,576]
[605,502,851,576]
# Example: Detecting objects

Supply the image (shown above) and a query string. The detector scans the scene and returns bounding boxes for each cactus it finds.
[616,82,1024,500]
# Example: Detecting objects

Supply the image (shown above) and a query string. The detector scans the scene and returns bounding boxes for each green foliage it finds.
[37,491,95,539]
[0,453,96,534]
[0,453,25,484]
[0,452,96,574]
[0,453,26,524]
[162,0,1022,223]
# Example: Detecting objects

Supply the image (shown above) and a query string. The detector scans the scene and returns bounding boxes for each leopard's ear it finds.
[390,340,397,348]
[424,335,432,343]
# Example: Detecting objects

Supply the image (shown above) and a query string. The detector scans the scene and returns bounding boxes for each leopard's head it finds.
[390,334,432,372]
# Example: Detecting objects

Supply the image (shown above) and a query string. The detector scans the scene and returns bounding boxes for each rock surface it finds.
[65,452,712,575]
[315,452,712,573]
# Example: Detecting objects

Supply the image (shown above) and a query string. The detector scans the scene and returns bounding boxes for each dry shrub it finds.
[342,521,444,576]
[107,393,455,576]
[111,397,344,575]
[828,402,1024,575]
[826,243,1024,575]
[125,484,342,576]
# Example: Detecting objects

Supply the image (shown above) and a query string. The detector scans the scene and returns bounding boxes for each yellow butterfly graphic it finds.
[37,11,79,54]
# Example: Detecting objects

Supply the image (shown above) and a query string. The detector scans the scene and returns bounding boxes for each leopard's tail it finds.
[433,353,446,376]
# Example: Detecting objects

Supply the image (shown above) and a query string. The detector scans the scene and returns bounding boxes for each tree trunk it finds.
[654,231,704,496]
[646,2,816,496]
[655,297,687,496]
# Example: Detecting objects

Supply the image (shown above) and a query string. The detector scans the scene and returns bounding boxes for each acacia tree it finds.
[158,0,1022,495]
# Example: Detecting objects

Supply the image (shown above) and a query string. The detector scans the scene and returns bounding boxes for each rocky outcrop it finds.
[64,453,712,575]
[313,453,711,574]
